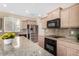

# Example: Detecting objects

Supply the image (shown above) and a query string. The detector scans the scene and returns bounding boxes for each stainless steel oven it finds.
[47,18,60,28]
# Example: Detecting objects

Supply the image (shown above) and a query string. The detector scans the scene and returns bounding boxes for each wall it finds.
[45,28,79,38]
[37,17,45,36]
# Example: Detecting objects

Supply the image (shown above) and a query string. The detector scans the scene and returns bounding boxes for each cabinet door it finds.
[69,5,79,28]
[57,41,67,56]
[38,36,45,48]
[67,48,77,56]
[57,40,79,56]
[52,9,60,19]
[57,45,67,56]
[76,50,79,56]
[61,9,70,28]
[48,8,61,19]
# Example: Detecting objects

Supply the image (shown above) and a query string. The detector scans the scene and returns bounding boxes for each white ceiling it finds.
[0,3,75,17]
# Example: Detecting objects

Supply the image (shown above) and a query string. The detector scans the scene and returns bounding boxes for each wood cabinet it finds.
[69,4,79,28]
[61,9,70,28]
[57,44,67,56]
[38,36,45,48]
[48,7,62,20]
[61,4,79,28]
[57,40,68,56]
[57,40,79,56]
[67,48,77,56]
[21,20,37,29]
[41,7,62,29]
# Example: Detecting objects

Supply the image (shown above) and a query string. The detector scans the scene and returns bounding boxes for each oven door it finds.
[44,38,57,56]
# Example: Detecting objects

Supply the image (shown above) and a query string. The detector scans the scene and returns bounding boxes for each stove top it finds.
[46,35,65,38]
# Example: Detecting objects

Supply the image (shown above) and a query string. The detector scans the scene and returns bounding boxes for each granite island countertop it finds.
[0,36,53,56]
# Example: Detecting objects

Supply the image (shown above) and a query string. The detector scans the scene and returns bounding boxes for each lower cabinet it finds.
[57,45,67,56]
[67,48,77,56]
[38,36,45,48]
[57,40,79,56]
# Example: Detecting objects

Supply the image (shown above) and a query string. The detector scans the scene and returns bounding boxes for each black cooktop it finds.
[47,35,65,38]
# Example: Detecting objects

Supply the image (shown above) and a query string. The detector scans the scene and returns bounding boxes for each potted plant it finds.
[0,32,16,51]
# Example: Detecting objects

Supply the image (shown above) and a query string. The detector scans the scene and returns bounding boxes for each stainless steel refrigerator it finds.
[27,24,38,43]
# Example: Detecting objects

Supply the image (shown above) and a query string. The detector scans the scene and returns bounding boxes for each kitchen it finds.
[0,3,79,56]
[38,3,79,56]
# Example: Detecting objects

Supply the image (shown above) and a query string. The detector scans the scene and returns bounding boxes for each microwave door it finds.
[47,18,60,28]
[48,21,56,28]
[48,23,55,27]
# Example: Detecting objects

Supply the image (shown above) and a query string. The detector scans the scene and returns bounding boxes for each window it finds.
[0,18,3,31]
[4,17,20,32]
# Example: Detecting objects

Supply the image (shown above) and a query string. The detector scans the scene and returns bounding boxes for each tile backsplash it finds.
[45,28,79,37]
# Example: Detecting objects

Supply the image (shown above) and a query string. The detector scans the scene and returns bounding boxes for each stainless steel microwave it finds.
[47,18,60,28]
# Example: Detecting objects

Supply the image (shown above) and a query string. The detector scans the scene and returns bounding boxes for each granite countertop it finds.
[0,36,53,56]
[46,35,79,45]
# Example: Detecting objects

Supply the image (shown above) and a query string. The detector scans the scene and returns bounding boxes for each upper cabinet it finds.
[42,7,62,29]
[42,4,79,29]
[21,20,37,29]
[61,4,79,28]
[61,8,70,28]
[47,7,62,20]
[69,4,79,28]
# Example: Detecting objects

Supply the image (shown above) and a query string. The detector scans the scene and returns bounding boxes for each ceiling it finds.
[0,3,75,17]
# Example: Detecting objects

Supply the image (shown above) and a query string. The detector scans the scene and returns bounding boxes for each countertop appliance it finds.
[44,38,57,56]
[47,18,60,28]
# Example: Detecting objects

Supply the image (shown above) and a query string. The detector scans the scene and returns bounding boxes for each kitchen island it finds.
[0,36,52,56]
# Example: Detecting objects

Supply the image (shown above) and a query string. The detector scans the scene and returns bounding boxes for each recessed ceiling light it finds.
[38,14,41,17]
[2,4,7,7]
[25,10,30,14]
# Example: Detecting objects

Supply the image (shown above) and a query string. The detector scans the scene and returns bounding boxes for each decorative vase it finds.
[3,39,14,51]
[4,39,13,45]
